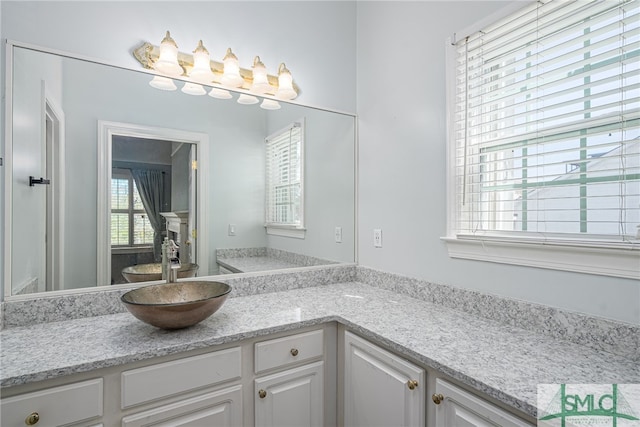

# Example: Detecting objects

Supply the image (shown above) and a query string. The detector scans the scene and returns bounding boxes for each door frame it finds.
[43,83,66,291]
[97,121,209,286]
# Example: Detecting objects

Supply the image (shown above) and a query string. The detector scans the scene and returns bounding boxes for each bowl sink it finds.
[121,263,199,283]
[121,281,231,329]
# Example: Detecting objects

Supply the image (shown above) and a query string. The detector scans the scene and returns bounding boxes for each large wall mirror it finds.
[4,42,356,298]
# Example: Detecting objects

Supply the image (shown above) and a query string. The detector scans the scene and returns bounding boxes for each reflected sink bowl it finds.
[121,263,199,283]
[120,281,231,329]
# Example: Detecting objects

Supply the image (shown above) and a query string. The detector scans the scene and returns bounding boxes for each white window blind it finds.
[265,122,304,228]
[453,0,640,247]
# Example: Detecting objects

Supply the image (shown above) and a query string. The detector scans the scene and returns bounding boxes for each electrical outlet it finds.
[228,224,236,236]
[373,229,382,248]
[335,226,342,243]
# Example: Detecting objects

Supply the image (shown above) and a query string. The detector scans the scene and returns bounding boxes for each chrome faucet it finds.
[162,238,181,283]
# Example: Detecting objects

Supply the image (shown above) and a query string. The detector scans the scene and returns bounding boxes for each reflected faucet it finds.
[162,238,181,283]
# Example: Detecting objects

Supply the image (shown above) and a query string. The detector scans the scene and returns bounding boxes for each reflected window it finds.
[111,169,154,247]
[265,121,305,230]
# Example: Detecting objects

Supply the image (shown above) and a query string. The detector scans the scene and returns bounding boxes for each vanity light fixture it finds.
[189,40,215,84]
[149,75,177,91]
[260,99,281,110]
[237,94,259,105]
[251,56,272,94]
[209,88,233,99]
[221,48,244,88]
[181,82,206,96]
[275,63,297,100]
[153,31,183,77]
[133,32,300,106]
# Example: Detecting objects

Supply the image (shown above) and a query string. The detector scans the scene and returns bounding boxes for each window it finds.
[111,169,154,247]
[265,121,305,238]
[445,0,639,278]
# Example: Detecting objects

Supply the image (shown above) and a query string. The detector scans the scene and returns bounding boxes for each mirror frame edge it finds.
[3,39,16,300]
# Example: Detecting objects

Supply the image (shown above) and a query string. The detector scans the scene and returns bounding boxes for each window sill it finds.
[441,236,639,279]
[112,246,153,255]
[266,225,306,239]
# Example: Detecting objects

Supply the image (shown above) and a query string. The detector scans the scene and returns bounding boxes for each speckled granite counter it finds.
[1,282,637,419]
[217,256,303,273]
[216,247,337,273]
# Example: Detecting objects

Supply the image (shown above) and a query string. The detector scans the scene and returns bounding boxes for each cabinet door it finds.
[434,379,532,427]
[255,361,324,427]
[344,331,425,427]
[121,385,243,427]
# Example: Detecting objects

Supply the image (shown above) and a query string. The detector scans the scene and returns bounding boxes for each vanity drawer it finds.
[121,347,241,409]
[255,329,324,373]
[0,378,103,426]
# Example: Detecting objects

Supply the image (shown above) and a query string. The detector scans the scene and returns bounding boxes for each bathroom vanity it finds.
[2,269,637,427]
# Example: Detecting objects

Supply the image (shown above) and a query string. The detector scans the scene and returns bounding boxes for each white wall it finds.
[1,1,356,112]
[356,1,639,324]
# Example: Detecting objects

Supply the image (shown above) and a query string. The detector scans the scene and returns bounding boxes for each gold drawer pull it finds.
[432,393,444,404]
[258,389,267,399]
[290,348,299,356]
[407,379,419,390]
[25,412,40,425]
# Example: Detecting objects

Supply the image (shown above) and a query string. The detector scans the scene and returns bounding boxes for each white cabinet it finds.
[121,347,242,409]
[433,379,533,427]
[122,384,243,427]
[0,378,103,427]
[255,361,324,427]
[254,330,326,427]
[344,331,425,427]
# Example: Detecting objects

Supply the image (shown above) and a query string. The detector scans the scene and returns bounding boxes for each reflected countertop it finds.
[217,256,303,273]
[1,282,637,419]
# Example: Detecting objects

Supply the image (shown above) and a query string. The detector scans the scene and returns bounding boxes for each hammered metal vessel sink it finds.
[121,281,231,329]
[121,263,199,283]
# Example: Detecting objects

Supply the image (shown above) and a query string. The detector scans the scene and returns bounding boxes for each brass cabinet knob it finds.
[258,389,267,399]
[290,348,299,357]
[432,393,444,405]
[25,412,40,425]
[407,379,419,390]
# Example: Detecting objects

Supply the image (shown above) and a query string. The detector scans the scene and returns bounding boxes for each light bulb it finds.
[181,82,206,96]
[154,31,183,77]
[189,40,215,84]
[221,48,244,88]
[209,88,233,99]
[149,75,177,91]
[251,56,272,94]
[260,99,281,110]
[237,94,259,105]
[275,63,297,100]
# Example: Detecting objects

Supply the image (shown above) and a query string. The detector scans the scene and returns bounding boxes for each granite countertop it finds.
[1,282,637,419]
[217,256,303,273]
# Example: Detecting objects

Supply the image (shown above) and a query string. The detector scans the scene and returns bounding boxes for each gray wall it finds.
[356,1,639,324]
